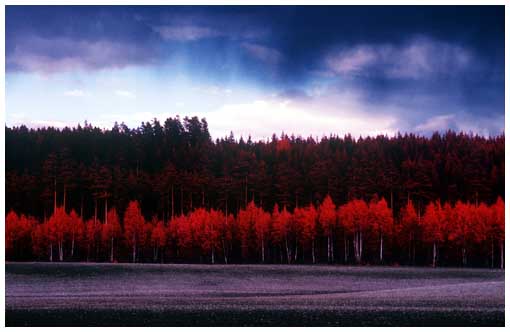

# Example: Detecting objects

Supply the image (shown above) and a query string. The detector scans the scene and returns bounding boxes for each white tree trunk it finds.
[59,241,63,261]
[379,234,383,263]
[295,238,298,262]
[285,237,290,264]
[354,232,359,264]
[222,238,228,264]
[432,242,437,268]
[261,239,265,263]
[331,235,334,263]
[359,231,363,263]
[501,241,504,269]
[132,240,137,263]
[71,234,75,258]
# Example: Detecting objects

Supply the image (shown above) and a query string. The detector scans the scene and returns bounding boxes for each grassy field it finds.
[5,262,504,326]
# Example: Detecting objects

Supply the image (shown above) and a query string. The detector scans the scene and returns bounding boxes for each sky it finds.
[5,6,505,140]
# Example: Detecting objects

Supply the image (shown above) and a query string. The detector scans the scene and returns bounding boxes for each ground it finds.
[5,262,505,326]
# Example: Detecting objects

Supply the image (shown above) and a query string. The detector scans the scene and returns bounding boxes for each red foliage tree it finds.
[422,201,446,267]
[169,215,192,259]
[271,204,292,263]
[318,195,337,263]
[101,208,121,262]
[32,222,51,261]
[123,200,146,263]
[150,219,167,262]
[205,209,226,264]
[238,201,259,261]
[253,205,271,263]
[399,200,420,265]
[47,207,70,261]
[450,201,478,266]
[187,208,208,259]
[491,197,504,269]
[339,199,369,264]
[6,210,19,257]
[83,219,101,262]
[68,209,84,259]
[216,211,234,264]
[369,197,393,263]
[6,211,35,260]
[473,202,492,265]
[295,204,318,263]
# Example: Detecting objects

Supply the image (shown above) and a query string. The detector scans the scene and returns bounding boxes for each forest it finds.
[5,116,505,267]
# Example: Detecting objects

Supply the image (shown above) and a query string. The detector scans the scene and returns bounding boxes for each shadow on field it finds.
[6,308,504,327]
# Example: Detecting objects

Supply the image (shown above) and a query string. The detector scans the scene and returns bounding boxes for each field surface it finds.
[5,262,505,326]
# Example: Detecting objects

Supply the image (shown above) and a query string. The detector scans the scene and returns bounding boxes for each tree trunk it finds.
[408,233,412,264]
[80,195,84,219]
[171,184,175,220]
[294,238,298,262]
[379,233,383,263]
[110,237,114,262]
[353,232,358,264]
[285,237,290,264]
[491,238,494,268]
[331,235,334,263]
[412,240,416,265]
[71,233,75,258]
[312,239,316,264]
[132,239,137,263]
[49,243,53,262]
[344,235,348,263]
[500,241,504,269]
[63,185,67,213]
[105,196,108,224]
[432,241,437,268]
[222,238,228,264]
[58,241,63,262]
[462,247,467,267]
[211,247,215,264]
[94,198,98,225]
[261,238,265,263]
[180,187,184,215]
[327,235,331,263]
[390,190,394,214]
[53,178,57,213]
[245,176,248,208]
[359,232,363,263]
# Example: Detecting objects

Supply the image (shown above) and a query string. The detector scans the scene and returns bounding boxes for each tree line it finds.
[5,116,505,266]
[6,196,504,268]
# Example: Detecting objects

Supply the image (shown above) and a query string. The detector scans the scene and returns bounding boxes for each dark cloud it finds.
[7,36,161,73]
[5,5,504,133]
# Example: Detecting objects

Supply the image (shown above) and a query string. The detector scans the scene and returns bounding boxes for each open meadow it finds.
[5,262,504,326]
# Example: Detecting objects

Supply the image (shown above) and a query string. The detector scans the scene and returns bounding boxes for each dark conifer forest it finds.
[5,116,505,267]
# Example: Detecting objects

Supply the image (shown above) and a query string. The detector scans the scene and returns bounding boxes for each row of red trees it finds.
[6,196,504,268]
